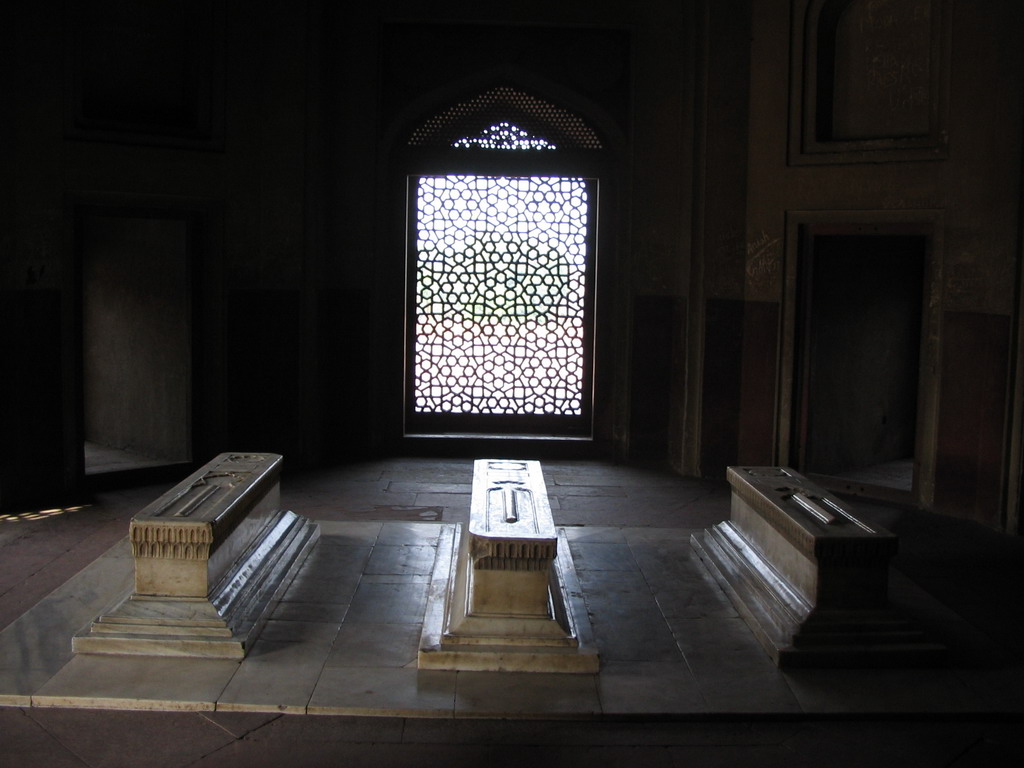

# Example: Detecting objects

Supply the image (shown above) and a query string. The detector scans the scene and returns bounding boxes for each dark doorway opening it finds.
[79,209,194,479]
[795,232,926,498]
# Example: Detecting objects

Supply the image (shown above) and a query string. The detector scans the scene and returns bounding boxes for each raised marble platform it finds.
[0,520,1009,716]
[691,466,946,668]
[419,459,598,673]
[73,453,319,659]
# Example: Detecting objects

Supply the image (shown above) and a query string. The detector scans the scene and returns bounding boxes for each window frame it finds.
[403,167,599,438]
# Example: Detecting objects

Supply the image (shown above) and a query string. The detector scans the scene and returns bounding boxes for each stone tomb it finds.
[691,466,945,667]
[419,459,598,673]
[73,453,319,659]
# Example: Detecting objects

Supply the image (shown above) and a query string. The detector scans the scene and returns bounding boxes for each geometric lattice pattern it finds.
[408,86,602,150]
[413,175,590,416]
[453,122,555,151]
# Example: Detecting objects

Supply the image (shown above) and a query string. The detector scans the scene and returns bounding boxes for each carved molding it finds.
[130,523,213,560]
[470,537,557,568]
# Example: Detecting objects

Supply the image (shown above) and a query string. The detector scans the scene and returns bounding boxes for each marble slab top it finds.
[469,459,555,542]
[727,466,897,557]
[131,453,282,532]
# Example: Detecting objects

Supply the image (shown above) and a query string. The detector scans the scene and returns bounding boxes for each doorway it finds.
[80,209,194,477]
[794,230,927,498]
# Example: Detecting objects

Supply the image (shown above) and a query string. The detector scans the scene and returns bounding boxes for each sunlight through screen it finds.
[413,175,589,416]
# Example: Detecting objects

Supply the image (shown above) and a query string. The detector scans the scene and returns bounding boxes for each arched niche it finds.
[790,0,949,164]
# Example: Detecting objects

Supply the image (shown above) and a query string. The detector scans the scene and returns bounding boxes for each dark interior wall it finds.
[0,291,64,509]
[733,0,1024,529]
[687,0,753,478]
[1,0,310,505]
[2,0,1022,534]
[1,0,697,507]
[2,3,69,506]
[82,215,191,462]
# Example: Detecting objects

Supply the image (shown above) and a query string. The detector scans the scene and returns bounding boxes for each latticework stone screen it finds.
[412,174,591,417]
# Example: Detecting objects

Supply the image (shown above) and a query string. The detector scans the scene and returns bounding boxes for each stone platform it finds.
[0,520,1002,717]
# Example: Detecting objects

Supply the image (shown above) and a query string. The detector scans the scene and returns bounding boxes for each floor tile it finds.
[376,521,446,546]
[669,616,803,713]
[32,655,240,711]
[295,541,372,580]
[364,544,437,576]
[597,661,706,714]
[551,485,628,497]
[577,570,681,662]
[199,710,282,738]
[556,496,634,512]
[359,572,431,584]
[402,718,803,747]
[217,628,339,714]
[0,707,90,767]
[587,612,684,663]
[783,667,989,714]
[413,492,472,510]
[627,536,711,587]
[0,542,134,676]
[308,666,456,716]
[311,522,381,543]
[778,721,988,768]
[26,708,236,768]
[653,585,738,620]
[560,525,627,543]
[216,659,325,713]
[454,671,600,717]
[279,576,359,605]
[577,568,651,595]
[324,621,421,668]
[567,541,639,572]
[239,711,405,744]
[549,473,632,488]
[344,580,429,624]
[254,619,340,645]
[269,600,349,623]
[0,665,58,704]
[954,664,1024,712]
[387,482,472,495]
[380,468,473,484]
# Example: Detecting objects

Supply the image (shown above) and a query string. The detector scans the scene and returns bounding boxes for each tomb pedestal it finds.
[73,453,319,659]
[419,459,598,673]
[691,466,945,667]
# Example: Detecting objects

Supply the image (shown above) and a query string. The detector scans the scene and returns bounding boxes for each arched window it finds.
[403,86,604,438]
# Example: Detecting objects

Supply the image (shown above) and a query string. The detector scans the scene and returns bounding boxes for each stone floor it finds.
[1,458,1023,766]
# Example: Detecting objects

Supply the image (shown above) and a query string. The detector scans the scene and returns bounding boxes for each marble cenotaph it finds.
[73,452,319,659]
[419,459,598,673]
[691,466,945,667]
